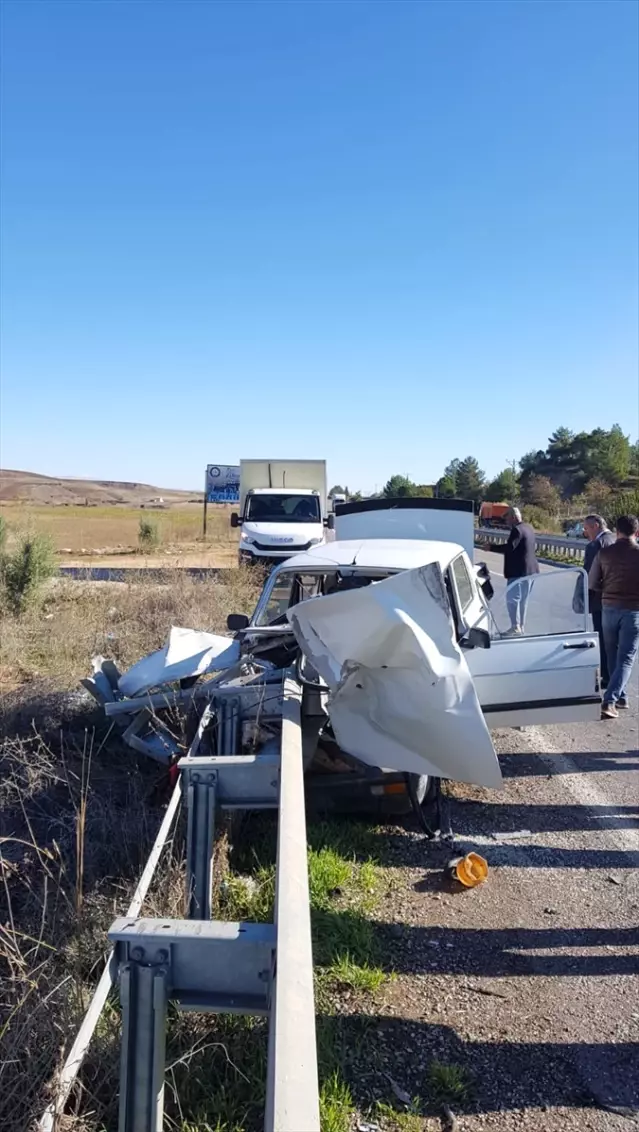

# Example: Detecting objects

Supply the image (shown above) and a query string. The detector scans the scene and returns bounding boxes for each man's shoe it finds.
[601,703,618,720]
[502,626,523,638]
[617,697,628,709]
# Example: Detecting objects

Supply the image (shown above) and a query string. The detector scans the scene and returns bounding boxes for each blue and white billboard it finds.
[205,464,240,504]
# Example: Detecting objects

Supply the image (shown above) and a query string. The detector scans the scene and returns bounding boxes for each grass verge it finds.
[215,817,390,1131]
[218,828,387,1000]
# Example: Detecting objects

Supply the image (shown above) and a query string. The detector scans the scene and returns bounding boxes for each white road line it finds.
[510,724,639,853]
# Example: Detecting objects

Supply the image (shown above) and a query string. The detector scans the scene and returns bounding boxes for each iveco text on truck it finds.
[231,460,331,566]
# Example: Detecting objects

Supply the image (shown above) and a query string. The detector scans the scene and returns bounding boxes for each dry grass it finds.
[0,568,262,1132]
[0,503,235,554]
[0,569,260,688]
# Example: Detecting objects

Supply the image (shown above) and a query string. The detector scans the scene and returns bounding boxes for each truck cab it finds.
[231,460,330,566]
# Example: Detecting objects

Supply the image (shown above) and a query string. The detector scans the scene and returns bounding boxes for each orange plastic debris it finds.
[448,852,488,887]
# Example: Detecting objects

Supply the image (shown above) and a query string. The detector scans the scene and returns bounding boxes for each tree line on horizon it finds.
[329,425,639,528]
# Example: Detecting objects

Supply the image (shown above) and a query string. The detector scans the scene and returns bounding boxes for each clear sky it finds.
[1,0,637,493]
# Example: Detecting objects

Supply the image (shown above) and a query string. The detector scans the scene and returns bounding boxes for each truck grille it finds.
[253,540,312,553]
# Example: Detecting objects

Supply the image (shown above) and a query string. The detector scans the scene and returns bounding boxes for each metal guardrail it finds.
[40,679,320,1132]
[475,527,586,560]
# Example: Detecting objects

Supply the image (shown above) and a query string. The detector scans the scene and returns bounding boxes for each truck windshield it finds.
[246,494,321,523]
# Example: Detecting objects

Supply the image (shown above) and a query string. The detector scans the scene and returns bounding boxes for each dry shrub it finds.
[138,515,160,552]
[0,727,166,1132]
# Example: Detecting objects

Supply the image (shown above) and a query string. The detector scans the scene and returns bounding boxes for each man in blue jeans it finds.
[503,507,540,635]
[588,515,639,719]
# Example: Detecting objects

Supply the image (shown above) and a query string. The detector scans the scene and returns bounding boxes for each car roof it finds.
[272,538,465,573]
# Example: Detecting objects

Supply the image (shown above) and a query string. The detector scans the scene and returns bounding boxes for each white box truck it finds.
[231,459,331,566]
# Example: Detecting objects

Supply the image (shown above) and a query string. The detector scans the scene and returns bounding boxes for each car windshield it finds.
[253,569,394,626]
[246,494,321,523]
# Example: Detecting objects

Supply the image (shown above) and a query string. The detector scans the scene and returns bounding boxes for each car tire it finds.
[406,773,441,836]
[409,773,437,807]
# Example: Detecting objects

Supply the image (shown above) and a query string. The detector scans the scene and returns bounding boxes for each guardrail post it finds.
[118,952,168,1132]
[184,764,217,919]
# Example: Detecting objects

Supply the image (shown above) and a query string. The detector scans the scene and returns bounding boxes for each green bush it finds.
[2,532,58,613]
[138,516,160,552]
[606,490,639,526]
[0,515,7,553]
[521,506,562,533]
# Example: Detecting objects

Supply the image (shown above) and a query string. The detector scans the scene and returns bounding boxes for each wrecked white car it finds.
[87,499,600,822]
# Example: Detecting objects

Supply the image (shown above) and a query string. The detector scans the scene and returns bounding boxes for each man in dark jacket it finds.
[582,514,615,686]
[503,507,540,634]
[589,514,639,718]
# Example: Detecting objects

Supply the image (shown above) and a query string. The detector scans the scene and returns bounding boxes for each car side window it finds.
[258,573,323,625]
[259,574,295,624]
[452,555,474,614]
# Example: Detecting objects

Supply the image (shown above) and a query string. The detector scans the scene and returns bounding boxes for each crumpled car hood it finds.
[118,627,240,697]
[287,563,503,790]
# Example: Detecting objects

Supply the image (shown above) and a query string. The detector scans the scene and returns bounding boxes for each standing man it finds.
[582,515,615,688]
[503,507,540,635]
[588,515,639,719]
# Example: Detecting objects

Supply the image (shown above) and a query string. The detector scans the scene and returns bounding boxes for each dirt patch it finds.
[59,544,238,569]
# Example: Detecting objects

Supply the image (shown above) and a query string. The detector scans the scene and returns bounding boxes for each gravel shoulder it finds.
[357,708,639,1131]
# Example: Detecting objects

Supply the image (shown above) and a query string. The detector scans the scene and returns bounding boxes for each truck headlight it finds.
[308,537,323,546]
[240,535,255,546]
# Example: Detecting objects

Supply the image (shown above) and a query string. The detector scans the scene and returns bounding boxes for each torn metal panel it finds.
[122,710,181,764]
[118,627,241,698]
[92,655,122,691]
[288,562,503,790]
[104,670,285,719]
[82,656,124,707]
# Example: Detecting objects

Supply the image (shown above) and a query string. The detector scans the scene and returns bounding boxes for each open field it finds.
[0,469,240,564]
[0,501,238,562]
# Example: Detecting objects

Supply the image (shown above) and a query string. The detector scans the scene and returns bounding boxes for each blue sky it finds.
[1,0,637,493]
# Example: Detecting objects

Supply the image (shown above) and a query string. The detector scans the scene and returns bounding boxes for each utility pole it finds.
[508,458,519,502]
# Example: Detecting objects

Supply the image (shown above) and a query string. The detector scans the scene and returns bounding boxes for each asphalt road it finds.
[375,548,637,1128]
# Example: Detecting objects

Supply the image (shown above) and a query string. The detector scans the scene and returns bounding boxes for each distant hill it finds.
[0,469,201,507]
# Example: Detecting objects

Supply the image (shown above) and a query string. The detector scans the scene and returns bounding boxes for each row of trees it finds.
[328,425,639,520]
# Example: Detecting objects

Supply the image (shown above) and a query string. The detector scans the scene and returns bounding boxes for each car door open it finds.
[464,567,601,727]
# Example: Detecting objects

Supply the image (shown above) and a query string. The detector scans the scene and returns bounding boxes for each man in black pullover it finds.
[503,507,540,635]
